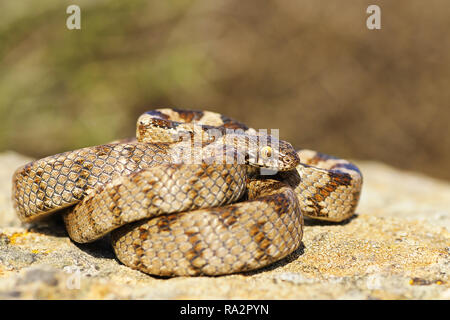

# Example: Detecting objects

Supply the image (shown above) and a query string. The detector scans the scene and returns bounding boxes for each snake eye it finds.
[260,146,273,159]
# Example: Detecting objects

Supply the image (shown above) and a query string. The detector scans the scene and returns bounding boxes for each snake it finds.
[11,108,362,276]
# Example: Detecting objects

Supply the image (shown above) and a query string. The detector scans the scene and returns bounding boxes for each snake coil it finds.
[12,108,362,276]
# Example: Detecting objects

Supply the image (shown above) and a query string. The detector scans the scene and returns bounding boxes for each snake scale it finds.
[12,108,362,276]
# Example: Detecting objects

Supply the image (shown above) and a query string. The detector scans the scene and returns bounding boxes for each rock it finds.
[0,151,448,299]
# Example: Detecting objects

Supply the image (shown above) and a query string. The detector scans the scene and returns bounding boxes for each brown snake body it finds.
[12,108,362,276]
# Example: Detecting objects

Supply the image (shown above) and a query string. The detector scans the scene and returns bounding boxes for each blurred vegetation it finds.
[1,0,449,180]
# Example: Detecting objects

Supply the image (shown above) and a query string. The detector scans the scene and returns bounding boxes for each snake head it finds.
[249,137,300,171]
[199,130,299,172]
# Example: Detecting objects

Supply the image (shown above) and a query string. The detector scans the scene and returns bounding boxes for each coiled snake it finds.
[12,108,362,276]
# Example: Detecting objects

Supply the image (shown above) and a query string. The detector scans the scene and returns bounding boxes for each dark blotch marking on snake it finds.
[185,230,206,271]
[155,213,179,232]
[305,152,338,166]
[331,162,363,175]
[21,163,33,176]
[93,145,112,157]
[216,205,241,227]
[306,171,353,217]
[268,194,292,217]
[220,114,249,130]
[133,224,150,270]
[171,108,204,123]
[121,144,137,157]
[31,165,48,210]
[144,110,170,120]
[249,220,273,262]
[194,163,217,179]
[108,184,123,223]
[81,195,100,238]
[149,118,175,130]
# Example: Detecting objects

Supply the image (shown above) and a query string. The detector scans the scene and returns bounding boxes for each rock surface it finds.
[0,151,448,299]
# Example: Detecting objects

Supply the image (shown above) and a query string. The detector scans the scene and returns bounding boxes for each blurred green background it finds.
[1,0,449,180]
